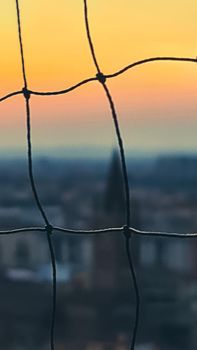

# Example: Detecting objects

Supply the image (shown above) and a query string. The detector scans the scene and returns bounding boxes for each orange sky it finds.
[0,0,197,153]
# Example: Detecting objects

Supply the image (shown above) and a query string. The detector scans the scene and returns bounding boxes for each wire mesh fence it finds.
[0,1,197,349]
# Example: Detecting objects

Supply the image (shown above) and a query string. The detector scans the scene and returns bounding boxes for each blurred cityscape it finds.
[0,150,197,349]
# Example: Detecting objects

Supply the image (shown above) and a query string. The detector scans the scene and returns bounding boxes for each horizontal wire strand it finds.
[0,90,23,102]
[129,227,197,238]
[0,57,196,101]
[1,225,197,238]
[54,226,123,235]
[29,77,97,96]
[0,227,46,235]
[106,56,197,78]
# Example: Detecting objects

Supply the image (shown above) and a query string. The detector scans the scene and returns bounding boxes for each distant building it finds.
[91,150,141,290]
[90,150,194,291]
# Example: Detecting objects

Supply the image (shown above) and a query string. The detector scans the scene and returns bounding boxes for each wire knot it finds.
[22,87,31,100]
[45,224,53,235]
[123,225,130,239]
[96,72,106,84]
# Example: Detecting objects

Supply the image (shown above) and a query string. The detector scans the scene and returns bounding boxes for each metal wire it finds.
[124,232,140,350]
[15,0,27,88]
[0,90,23,102]
[1,225,197,238]
[106,56,197,78]
[15,1,56,350]
[1,56,196,101]
[83,1,138,348]
[0,1,196,350]
[83,0,131,226]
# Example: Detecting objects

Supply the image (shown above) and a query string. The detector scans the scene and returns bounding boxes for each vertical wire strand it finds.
[102,80,139,350]
[26,97,56,350]
[125,236,140,350]
[15,0,27,88]
[46,229,57,350]
[101,83,130,226]
[83,0,130,227]
[15,1,56,349]
[25,97,50,226]
[83,0,101,73]
[83,1,139,348]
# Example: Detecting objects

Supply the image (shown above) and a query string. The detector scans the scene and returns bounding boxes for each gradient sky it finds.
[0,0,197,155]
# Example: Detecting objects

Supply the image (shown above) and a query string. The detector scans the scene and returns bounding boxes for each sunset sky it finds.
[0,0,197,156]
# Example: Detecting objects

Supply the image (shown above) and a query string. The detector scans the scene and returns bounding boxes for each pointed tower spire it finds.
[104,149,125,216]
